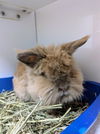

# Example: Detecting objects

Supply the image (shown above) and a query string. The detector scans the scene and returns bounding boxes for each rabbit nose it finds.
[58,88,64,91]
[58,85,70,91]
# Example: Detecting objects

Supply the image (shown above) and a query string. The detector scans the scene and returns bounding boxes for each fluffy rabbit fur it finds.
[13,35,89,105]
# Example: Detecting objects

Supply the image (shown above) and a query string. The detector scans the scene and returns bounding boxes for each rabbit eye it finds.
[63,63,69,67]
[40,72,46,77]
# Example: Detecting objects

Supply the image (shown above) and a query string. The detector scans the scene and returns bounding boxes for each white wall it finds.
[0,13,36,78]
[36,0,100,82]
[1,0,100,82]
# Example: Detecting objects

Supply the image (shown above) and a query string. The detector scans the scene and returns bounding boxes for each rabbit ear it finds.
[17,51,45,67]
[61,35,90,54]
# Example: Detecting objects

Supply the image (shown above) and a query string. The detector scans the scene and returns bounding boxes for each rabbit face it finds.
[15,35,89,105]
[40,51,72,90]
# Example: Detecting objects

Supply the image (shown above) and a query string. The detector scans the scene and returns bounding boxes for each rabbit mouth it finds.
[58,90,69,97]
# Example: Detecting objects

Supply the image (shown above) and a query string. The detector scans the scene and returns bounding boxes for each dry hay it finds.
[0,91,88,134]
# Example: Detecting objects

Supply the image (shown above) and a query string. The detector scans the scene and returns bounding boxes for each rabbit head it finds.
[17,35,89,105]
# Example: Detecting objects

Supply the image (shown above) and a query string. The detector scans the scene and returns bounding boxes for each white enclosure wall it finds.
[36,0,100,83]
[0,13,36,78]
[0,0,100,83]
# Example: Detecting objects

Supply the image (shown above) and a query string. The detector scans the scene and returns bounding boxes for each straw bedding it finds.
[0,91,88,134]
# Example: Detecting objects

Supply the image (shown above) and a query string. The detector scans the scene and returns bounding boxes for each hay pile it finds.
[0,91,88,134]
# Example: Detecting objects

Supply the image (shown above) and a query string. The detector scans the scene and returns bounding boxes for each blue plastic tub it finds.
[0,77,100,134]
[0,77,13,93]
[61,81,100,134]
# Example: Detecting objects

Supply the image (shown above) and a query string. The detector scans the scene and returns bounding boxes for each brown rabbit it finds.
[13,35,89,105]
